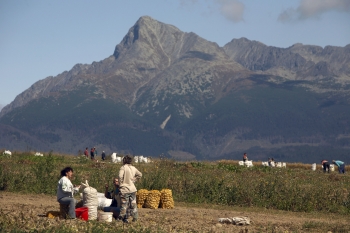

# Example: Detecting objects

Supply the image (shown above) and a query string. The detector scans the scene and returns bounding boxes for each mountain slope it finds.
[0,16,350,163]
[223,38,350,81]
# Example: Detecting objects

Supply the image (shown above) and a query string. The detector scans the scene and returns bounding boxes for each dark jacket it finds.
[105,187,121,208]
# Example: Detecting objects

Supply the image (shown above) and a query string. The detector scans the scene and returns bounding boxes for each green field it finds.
[1,152,350,232]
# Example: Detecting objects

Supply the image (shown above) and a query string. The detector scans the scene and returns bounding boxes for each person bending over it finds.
[321,160,330,173]
[332,160,345,174]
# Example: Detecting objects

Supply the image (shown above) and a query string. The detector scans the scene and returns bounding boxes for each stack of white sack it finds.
[97,192,112,210]
[3,150,12,156]
[134,155,150,163]
[111,153,122,163]
[2,150,12,158]
[239,160,253,167]
[244,160,253,167]
[81,180,99,220]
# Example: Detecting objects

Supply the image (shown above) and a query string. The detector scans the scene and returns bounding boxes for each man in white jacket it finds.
[57,167,80,219]
[118,155,142,223]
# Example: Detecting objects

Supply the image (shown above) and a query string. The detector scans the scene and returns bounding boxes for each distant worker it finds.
[321,159,330,173]
[101,151,106,160]
[321,160,330,173]
[243,153,248,162]
[90,148,95,160]
[84,147,89,158]
[332,160,345,174]
[94,147,98,158]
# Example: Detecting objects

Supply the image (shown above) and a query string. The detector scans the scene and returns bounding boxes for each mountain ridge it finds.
[1,16,349,163]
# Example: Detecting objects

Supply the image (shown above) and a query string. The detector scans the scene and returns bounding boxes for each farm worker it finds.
[321,160,330,173]
[84,147,89,158]
[101,151,106,160]
[332,160,345,174]
[90,148,94,160]
[56,167,81,219]
[118,155,142,223]
[104,178,121,219]
[243,153,248,162]
[94,147,98,157]
[268,157,272,167]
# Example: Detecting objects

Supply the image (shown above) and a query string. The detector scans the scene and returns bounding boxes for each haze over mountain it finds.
[1,16,349,163]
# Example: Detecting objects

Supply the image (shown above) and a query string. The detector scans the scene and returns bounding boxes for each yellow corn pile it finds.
[159,189,174,209]
[136,189,149,208]
[144,190,161,209]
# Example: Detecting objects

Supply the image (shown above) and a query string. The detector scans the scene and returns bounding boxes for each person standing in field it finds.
[94,147,98,158]
[332,160,345,174]
[101,151,106,160]
[321,159,330,173]
[84,147,89,158]
[118,155,142,223]
[90,148,94,160]
[243,153,248,162]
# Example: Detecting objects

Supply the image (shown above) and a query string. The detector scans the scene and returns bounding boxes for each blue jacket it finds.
[333,160,344,167]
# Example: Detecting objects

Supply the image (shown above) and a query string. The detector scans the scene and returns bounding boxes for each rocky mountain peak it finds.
[1,16,350,161]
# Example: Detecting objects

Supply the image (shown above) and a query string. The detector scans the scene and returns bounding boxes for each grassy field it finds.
[0,151,350,232]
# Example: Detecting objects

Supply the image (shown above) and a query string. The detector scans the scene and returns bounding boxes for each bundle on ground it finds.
[136,189,149,208]
[81,181,98,220]
[160,189,174,209]
[144,190,161,209]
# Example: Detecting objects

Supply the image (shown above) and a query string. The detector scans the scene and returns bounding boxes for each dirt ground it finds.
[0,192,349,232]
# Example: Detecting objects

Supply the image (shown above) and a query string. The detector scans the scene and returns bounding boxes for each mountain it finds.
[1,16,350,163]
[223,37,350,81]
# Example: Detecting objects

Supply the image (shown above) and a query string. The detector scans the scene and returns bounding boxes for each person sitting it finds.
[57,167,80,219]
[104,178,121,219]
[321,160,330,173]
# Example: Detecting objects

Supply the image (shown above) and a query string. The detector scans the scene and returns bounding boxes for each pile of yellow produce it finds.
[136,189,149,208]
[137,188,175,209]
[159,189,174,209]
[144,190,161,209]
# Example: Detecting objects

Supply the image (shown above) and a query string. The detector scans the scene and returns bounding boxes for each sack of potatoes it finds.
[144,190,161,209]
[136,189,149,208]
[160,189,174,209]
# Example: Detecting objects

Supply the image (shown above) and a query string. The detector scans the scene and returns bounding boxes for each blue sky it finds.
[1,0,349,108]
